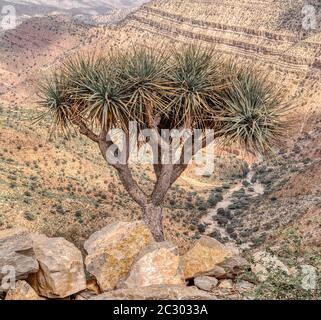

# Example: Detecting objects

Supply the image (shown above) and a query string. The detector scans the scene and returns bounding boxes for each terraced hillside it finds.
[114,0,321,134]
[98,0,321,250]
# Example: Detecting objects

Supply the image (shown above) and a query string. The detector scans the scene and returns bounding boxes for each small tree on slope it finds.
[37,45,289,241]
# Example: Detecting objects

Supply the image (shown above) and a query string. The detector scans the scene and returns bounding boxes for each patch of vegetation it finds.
[207,192,223,207]
[24,212,37,221]
[238,229,321,300]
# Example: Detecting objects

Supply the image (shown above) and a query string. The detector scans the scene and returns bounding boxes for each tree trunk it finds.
[142,203,164,242]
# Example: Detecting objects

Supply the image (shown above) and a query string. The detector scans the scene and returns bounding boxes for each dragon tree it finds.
[38,45,289,241]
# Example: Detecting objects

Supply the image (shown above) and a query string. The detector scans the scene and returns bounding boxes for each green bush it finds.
[242,180,250,187]
[197,224,206,233]
[207,192,223,207]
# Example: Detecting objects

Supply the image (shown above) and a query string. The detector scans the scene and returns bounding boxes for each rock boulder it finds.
[182,236,233,279]
[251,251,290,282]
[0,228,38,291]
[90,285,215,300]
[194,276,218,291]
[123,241,184,288]
[84,221,154,291]
[5,280,45,300]
[28,234,86,298]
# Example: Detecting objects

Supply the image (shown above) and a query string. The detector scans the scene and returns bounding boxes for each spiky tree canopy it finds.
[38,45,289,155]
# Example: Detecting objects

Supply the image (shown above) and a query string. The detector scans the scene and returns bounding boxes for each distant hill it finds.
[0,15,92,103]
[0,0,150,18]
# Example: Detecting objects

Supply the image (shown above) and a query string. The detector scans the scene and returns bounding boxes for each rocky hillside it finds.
[2,223,316,300]
[0,15,91,103]
[87,0,321,142]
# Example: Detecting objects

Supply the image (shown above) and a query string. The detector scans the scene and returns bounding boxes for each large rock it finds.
[217,279,233,289]
[216,255,250,279]
[123,241,184,288]
[194,276,218,292]
[0,228,38,290]
[84,221,154,291]
[75,289,98,301]
[90,285,215,300]
[5,280,45,300]
[251,251,290,282]
[204,265,227,279]
[182,236,233,279]
[235,280,255,293]
[28,234,86,298]
[201,255,249,280]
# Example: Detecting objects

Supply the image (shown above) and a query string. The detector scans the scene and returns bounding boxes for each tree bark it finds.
[77,125,207,243]
[142,203,164,242]
[77,126,202,242]
[74,120,219,246]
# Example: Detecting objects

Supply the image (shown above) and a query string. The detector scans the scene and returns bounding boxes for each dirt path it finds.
[202,168,264,249]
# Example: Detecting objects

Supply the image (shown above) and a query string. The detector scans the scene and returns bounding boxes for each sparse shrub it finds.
[75,210,82,218]
[197,223,206,233]
[217,208,232,219]
[228,203,238,210]
[24,212,36,221]
[242,180,250,187]
[207,193,222,207]
[55,205,65,215]
[185,202,194,210]
[208,229,222,242]
[251,173,258,183]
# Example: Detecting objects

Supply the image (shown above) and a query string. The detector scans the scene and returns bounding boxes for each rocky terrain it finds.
[1,223,311,300]
[0,0,320,299]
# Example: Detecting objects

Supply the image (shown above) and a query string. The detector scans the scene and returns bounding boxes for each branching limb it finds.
[170,131,215,185]
[151,164,174,206]
[98,129,148,207]
[152,144,162,180]
[73,118,100,143]
[150,131,216,204]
